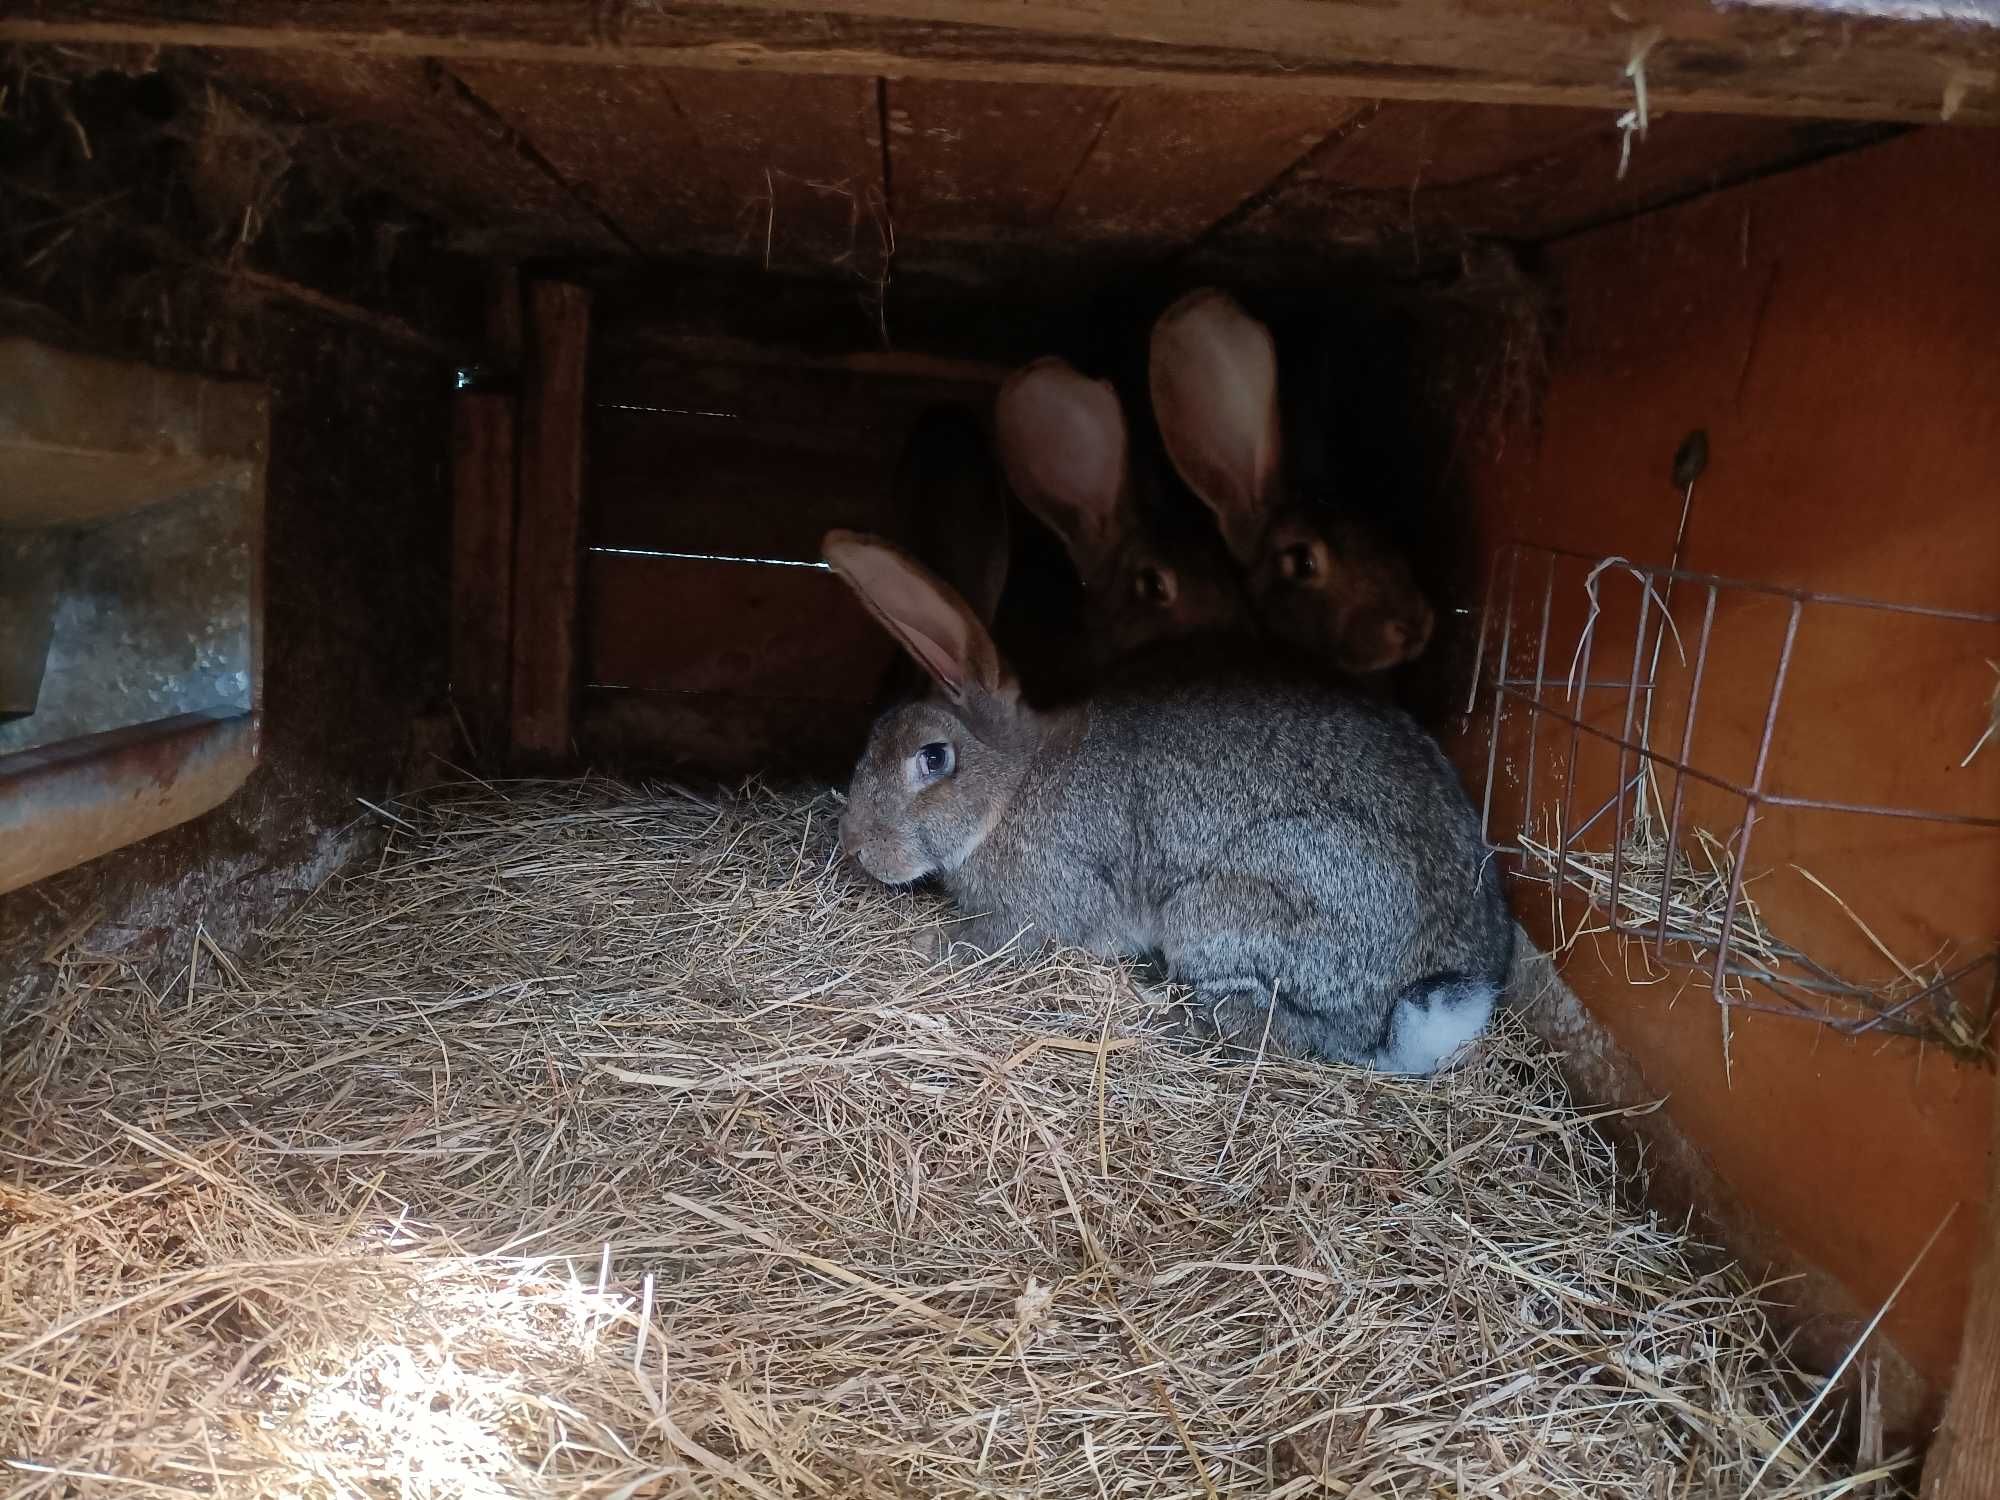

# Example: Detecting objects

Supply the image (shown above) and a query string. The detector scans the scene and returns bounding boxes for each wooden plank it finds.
[1050,90,1355,248]
[214,52,621,253]
[450,391,516,758]
[1198,100,1893,274]
[583,553,895,701]
[486,264,525,373]
[660,70,884,275]
[885,78,1117,241]
[447,62,720,257]
[1921,1077,2000,1498]
[510,280,590,762]
[455,61,884,271]
[9,1,1998,125]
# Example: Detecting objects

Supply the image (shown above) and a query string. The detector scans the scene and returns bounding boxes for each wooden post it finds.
[449,389,517,760]
[1921,1077,2000,1499]
[509,280,591,764]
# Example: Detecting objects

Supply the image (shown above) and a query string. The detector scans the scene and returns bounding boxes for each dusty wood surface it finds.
[8,0,1998,124]
[194,48,1897,285]
[1922,1080,2000,1498]
[450,392,517,760]
[215,50,625,257]
[456,63,885,271]
[509,280,590,763]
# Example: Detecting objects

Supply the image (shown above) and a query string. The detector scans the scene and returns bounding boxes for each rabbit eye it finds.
[914,742,954,781]
[1278,543,1322,584]
[1132,566,1177,608]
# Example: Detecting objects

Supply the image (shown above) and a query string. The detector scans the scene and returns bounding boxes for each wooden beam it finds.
[5,1,1997,125]
[450,390,517,761]
[1921,1076,2000,1499]
[509,280,590,764]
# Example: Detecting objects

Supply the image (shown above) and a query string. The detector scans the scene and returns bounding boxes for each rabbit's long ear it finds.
[994,357,1131,578]
[823,530,1016,707]
[1150,289,1284,561]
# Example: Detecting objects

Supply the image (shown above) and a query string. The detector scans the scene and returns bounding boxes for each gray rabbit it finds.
[826,530,1512,1074]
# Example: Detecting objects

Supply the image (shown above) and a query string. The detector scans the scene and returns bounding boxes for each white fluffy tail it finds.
[1371,977,1498,1076]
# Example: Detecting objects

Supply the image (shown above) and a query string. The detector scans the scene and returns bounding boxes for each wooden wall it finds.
[1449,127,2000,1421]
[576,356,1000,775]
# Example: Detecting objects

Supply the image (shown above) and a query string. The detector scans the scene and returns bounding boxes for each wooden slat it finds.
[510,280,591,762]
[583,553,895,702]
[11,1,1998,124]
[450,391,516,758]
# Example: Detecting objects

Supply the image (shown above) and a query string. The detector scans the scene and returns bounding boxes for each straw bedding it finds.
[1,780,1906,1498]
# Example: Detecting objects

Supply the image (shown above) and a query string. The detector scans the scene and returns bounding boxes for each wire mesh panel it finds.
[1468,541,2000,1058]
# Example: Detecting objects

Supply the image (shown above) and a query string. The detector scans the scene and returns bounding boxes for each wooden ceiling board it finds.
[886,78,1119,239]
[15,0,1997,125]
[1050,90,1359,248]
[1201,101,1892,274]
[215,51,621,253]
[455,64,884,273]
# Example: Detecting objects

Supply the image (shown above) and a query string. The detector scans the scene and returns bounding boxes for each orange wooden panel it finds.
[1449,127,2000,1408]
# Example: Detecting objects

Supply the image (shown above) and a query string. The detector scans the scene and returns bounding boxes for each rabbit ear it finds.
[823,530,1016,708]
[894,407,1012,629]
[993,357,1132,577]
[1150,289,1284,561]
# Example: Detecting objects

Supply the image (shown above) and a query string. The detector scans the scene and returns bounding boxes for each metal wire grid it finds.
[1467,540,2000,1048]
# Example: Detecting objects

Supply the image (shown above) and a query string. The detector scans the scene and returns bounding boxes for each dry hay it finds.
[0,780,1911,1498]
[1514,790,1990,1060]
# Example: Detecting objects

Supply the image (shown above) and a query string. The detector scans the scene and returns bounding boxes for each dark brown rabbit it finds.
[993,356,1251,674]
[1150,288,1435,676]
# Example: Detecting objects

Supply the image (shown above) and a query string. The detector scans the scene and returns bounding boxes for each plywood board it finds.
[15,0,1997,124]
[216,51,621,252]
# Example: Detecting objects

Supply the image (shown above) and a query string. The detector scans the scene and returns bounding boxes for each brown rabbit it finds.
[1150,289,1435,676]
[993,356,1251,674]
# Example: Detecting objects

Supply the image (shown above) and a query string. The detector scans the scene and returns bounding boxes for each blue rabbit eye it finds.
[916,742,954,780]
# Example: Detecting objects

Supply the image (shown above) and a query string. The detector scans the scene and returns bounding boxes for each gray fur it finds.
[836,600,1513,1073]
